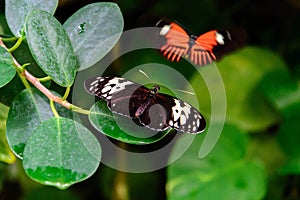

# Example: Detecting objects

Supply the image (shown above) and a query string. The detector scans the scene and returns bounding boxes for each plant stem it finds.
[7,37,23,53]
[0,36,18,42]
[70,105,90,115]
[16,70,31,90]
[38,76,52,82]
[50,100,59,118]
[62,86,70,100]
[0,38,90,114]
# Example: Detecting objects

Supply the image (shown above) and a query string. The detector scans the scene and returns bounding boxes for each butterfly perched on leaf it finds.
[156,18,246,66]
[85,76,206,134]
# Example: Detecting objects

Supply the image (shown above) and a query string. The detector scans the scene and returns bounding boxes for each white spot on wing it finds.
[216,32,225,45]
[107,78,134,94]
[90,80,99,86]
[180,115,186,125]
[172,99,181,121]
[193,126,197,132]
[101,86,111,93]
[160,25,171,36]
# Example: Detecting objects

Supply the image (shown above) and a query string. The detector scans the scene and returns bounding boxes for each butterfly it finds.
[85,77,206,134]
[157,19,246,66]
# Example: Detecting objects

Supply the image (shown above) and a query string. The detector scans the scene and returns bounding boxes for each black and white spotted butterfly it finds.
[84,77,206,134]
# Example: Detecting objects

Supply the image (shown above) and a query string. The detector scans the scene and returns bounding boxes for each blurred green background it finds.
[1,0,300,199]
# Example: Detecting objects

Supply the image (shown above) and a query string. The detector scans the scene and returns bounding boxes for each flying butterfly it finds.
[85,77,206,134]
[157,18,246,66]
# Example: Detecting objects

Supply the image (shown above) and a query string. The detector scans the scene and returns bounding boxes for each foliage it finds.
[0,0,300,200]
[1,0,123,190]
[167,124,266,200]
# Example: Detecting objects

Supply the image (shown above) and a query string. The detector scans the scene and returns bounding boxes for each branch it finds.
[0,38,73,110]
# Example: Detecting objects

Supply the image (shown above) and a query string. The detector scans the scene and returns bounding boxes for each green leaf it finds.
[12,41,50,79]
[0,75,24,106]
[0,103,16,164]
[63,2,124,71]
[23,117,101,189]
[260,70,300,174]
[0,46,16,88]
[167,124,266,200]
[277,114,300,174]
[0,46,14,65]
[25,9,78,87]
[5,0,58,36]
[259,69,300,118]
[6,88,75,158]
[190,46,287,132]
[89,100,171,145]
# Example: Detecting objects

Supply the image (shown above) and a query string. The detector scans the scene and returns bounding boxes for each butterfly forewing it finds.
[85,77,144,117]
[211,29,246,60]
[156,94,206,133]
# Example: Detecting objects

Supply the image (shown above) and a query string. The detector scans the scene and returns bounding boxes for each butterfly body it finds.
[85,77,206,134]
[157,20,246,66]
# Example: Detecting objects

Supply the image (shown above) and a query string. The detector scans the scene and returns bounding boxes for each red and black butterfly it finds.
[85,77,206,134]
[157,19,246,66]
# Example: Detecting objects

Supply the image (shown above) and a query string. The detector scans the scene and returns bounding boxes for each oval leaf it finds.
[0,46,16,87]
[89,100,170,145]
[63,2,123,70]
[167,124,266,200]
[6,88,75,158]
[25,9,78,87]
[23,117,101,189]
[5,0,58,36]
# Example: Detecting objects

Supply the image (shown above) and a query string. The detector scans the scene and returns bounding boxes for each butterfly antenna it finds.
[138,70,153,82]
[175,89,195,95]
[138,70,195,95]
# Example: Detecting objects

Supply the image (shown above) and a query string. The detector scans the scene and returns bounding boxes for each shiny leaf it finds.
[5,0,58,36]
[23,117,101,189]
[25,9,78,87]
[0,46,15,88]
[6,88,75,158]
[89,100,171,145]
[63,2,123,70]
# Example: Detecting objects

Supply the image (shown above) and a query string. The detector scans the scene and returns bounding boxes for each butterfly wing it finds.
[191,30,218,65]
[85,77,147,117]
[211,28,247,60]
[158,21,190,62]
[191,28,246,65]
[153,93,206,134]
